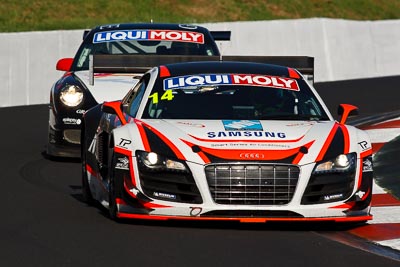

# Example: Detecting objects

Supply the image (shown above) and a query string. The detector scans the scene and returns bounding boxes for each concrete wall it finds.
[1,18,399,107]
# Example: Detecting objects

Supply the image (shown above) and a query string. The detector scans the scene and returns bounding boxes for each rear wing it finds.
[210,31,231,41]
[89,54,314,85]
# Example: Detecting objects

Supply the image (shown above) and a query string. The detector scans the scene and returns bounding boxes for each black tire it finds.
[81,122,94,204]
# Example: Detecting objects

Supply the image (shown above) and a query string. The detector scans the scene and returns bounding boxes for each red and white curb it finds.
[362,116,400,154]
[349,183,400,251]
[350,117,400,251]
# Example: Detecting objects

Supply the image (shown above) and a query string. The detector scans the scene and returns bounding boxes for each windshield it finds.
[72,29,219,71]
[140,73,330,121]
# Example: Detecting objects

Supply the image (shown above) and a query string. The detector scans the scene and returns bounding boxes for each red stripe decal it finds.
[288,67,300,79]
[85,164,108,191]
[339,125,350,154]
[372,193,400,207]
[188,134,305,143]
[117,213,372,223]
[357,158,363,188]
[134,119,151,151]
[292,141,315,164]
[180,139,210,164]
[140,121,186,160]
[86,164,96,177]
[114,146,131,156]
[316,123,339,162]
[139,201,172,209]
[360,149,372,158]
[159,65,171,77]
[116,198,127,205]
[181,139,315,162]
[123,180,138,199]
[329,202,355,209]
[104,101,127,125]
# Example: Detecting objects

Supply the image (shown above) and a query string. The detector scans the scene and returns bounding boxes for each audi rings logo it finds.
[239,152,265,159]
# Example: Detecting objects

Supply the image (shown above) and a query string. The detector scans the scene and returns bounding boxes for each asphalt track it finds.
[1,77,400,267]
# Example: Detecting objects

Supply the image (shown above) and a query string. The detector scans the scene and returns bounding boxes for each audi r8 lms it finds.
[47,23,230,157]
[81,58,373,223]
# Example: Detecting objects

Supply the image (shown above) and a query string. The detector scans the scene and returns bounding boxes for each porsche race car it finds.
[81,56,373,223]
[47,23,230,158]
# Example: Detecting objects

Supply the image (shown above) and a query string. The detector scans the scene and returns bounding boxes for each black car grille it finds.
[205,164,300,205]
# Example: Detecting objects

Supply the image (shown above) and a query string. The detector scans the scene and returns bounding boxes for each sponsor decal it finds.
[115,157,129,170]
[207,131,286,138]
[324,193,343,201]
[163,74,299,91]
[286,122,315,127]
[153,192,177,200]
[63,118,81,125]
[93,30,204,44]
[362,157,373,172]
[99,24,120,30]
[239,152,265,159]
[223,120,263,131]
[176,121,205,128]
[76,109,86,114]
[355,190,366,200]
[358,140,370,151]
[118,138,132,148]
[210,143,290,149]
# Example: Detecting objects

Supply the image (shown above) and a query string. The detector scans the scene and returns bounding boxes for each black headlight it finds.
[302,152,357,204]
[312,152,356,174]
[135,150,202,204]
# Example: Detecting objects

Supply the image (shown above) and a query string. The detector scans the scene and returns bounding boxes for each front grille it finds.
[63,129,81,144]
[205,164,300,205]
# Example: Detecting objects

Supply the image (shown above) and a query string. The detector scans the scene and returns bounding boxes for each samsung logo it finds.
[207,131,286,138]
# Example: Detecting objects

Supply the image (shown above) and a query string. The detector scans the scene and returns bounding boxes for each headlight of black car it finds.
[60,85,83,107]
[313,152,356,174]
[136,151,188,172]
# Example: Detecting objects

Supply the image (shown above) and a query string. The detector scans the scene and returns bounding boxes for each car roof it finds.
[159,61,294,78]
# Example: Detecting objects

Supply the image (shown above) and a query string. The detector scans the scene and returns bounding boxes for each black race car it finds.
[47,23,230,158]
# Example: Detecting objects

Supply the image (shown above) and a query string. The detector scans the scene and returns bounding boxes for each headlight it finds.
[136,151,187,172]
[313,153,356,174]
[60,85,83,107]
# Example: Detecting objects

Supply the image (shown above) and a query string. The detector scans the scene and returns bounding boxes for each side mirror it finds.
[102,101,127,125]
[338,104,358,124]
[56,58,74,71]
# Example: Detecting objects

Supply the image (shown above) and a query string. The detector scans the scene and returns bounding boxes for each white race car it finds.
[81,56,373,223]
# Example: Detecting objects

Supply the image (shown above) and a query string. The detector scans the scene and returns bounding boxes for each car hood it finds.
[132,119,343,165]
[75,71,141,103]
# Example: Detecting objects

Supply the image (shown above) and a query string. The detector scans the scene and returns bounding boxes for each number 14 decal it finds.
[148,90,174,104]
